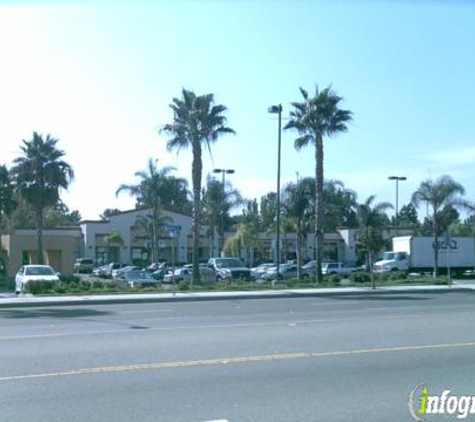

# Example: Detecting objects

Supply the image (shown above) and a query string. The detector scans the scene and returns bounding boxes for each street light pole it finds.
[213,168,235,256]
[388,176,407,235]
[268,104,282,280]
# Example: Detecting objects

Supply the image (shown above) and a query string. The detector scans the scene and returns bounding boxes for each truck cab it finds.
[373,251,408,273]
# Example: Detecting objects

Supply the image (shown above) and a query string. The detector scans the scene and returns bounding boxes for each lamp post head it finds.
[268,104,282,114]
[213,168,235,175]
[388,176,407,181]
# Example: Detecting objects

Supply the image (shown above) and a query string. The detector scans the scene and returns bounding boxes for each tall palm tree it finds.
[285,85,353,282]
[411,175,466,277]
[161,89,235,283]
[116,158,187,263]
[11,132,74,264]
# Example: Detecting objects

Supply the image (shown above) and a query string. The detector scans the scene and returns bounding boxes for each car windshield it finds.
[215,259,245,268]
[24,266,55,276]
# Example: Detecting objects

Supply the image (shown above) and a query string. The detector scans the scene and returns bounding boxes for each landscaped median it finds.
[0,271,459,297]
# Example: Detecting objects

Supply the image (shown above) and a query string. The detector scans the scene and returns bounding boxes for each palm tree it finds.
[0,164,16,230]
[0,165,16,267]
[161,89,235,283]
[133,213,173,264]
[282,177,315,279]
[285,85,353,282]
[323,179,357,231]
[356,195,393,288]
[116,158,187,263]
[11,132,74,264]
[202,175,242,257]
[411,175,466,277]
[104,229,124,264]
[356,195,393,230]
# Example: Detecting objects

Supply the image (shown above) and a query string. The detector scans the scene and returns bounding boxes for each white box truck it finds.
[373,236,475,274]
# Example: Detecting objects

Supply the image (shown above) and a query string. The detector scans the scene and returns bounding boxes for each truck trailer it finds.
[373,236,475,274]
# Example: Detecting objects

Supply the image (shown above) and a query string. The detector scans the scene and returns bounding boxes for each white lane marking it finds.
[202,420,229,422]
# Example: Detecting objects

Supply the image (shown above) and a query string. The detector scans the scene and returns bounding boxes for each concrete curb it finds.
[0,284,474,308]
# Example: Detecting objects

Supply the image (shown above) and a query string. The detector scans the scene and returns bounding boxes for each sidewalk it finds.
[1,283,474,308]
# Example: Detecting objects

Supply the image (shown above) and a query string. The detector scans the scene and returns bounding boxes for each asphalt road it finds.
[1,291,475,422]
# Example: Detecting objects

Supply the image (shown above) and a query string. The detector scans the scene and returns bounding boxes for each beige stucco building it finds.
[1,227,84,277]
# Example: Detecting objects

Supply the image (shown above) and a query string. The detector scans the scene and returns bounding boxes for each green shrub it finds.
[92,280,106,289]
[178,280,190,291]
[54,286,67,294]
[78,280,91,291]
[388,270,407,281]
[60,275,81,283]
[285,278,297,288]
[67,281,79,290]
[326,274,342,285]
[374,272,390,282]
[350,271,371,283]
[26,280,55,295]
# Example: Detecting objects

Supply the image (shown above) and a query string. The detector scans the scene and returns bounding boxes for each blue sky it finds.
[1,0,474,220]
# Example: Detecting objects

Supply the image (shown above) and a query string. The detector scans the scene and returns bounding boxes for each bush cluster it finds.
[349,272,371,283]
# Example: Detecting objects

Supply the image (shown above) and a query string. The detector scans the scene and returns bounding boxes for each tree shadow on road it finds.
[0,308,112,319]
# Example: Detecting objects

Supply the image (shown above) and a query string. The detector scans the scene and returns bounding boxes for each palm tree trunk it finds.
[192,141,202,285]
[314,135,324,283]
[35,207,44,265]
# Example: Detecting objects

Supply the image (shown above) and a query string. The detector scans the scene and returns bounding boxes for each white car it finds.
[15,265,60,294]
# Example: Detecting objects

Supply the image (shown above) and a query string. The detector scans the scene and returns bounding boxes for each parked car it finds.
[207,257,252,281]
[123,270,160,287]
[163,264,216,284]
[113,265,142,279]
[15,265,60,294]
[73,258,94,274]
[250,263,274,279]
[322,262,358,275]
[151,268,168,281]
[92,263,121,278]
[261,263,300,281]
[146,262,167,272]
[92,264,109,278]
